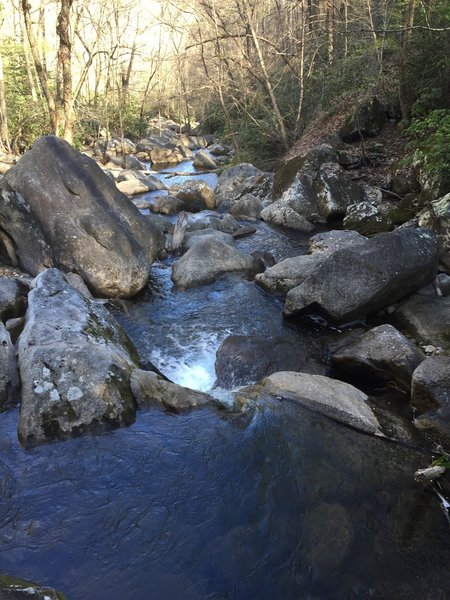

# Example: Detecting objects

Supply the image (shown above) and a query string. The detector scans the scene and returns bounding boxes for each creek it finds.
[0,159,449,599]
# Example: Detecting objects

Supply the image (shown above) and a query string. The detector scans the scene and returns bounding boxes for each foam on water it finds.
[149,330,229,393]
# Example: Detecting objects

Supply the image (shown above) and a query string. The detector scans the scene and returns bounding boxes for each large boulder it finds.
[260,195,316,232]
[176,180,216,210]
[392,293,450,353]
[171,237,263,288]
[411,357,450,449]
[314,162,364,219]
[284,228,438,323]
[263,157,364,230]
[215,163,268,211]
[193,150,217,169]
[130,369,217,412]
[183,229,235,250]
[255,254,326,294]
[416,192,450,270]
[0,136,164,297]
[0,277,28,321]
[18,269,138,445]
[338,97,386,142]
[229,193,263,219]
[236,372,382,436]
[215,335,313,388]
[331,324,425,392]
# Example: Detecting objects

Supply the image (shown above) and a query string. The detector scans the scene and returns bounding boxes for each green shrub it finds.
[406,109,450,180]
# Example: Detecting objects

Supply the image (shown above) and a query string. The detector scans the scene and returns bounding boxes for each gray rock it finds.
[130,369,216,412]
[392,293,450,352]
[103,154,145,170]
[151,195,185,215]
[0,573,66,599]
[177,180,216,210]
[193,150,217,169]
[183,229,235,250]
[255,254,326,293]
[171,237,263,288]
[215,163,264,210]
[339,97,386,142]
[1,136,164,298]
[284,228,438,323]
[229,193,263,219]
[237,372,382,436]
[331,324,425,391]
[149,147,184,165]
[411,357,450,450]
[438,273,450,296]
[187,213,241,234]
[261,199,315,232]
[343,201,395,234]
[215,335,313,388]
[117,174,167,196]
[5,316,24,343]
[18,269,138,445]
[0,322,18,406]
[416,193,450,270]
[208,143,227,155]
[0,277,27,321]
[315,162,364,219]
[145,213,174,235]
[308,230,367,256]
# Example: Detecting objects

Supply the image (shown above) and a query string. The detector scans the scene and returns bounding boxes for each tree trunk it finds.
[0,50,11,152]
[57,0,75,144]
[326,0,334,64]
[240,1,290,149]
[399,0,416,123]
[21,0,59,134]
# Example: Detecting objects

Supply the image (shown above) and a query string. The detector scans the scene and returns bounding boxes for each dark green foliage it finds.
[0,37,50,150]
[406,109,450,180]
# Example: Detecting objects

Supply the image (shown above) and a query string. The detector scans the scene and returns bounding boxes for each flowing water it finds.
[0,160,449,599]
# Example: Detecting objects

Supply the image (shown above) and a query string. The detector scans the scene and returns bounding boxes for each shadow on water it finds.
[0,399,449,600]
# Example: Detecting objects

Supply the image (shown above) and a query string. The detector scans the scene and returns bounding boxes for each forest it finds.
[0,0,449,169]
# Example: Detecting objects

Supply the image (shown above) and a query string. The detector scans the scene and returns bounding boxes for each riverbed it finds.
[0,160,449,599]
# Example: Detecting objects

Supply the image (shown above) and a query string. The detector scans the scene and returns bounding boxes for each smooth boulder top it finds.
[171,237,263,289]
[237,371,382,436]
[284,227,438,323]
[1,136,164,297]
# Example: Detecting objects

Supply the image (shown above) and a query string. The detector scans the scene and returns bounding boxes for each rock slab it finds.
[238,372,382,436]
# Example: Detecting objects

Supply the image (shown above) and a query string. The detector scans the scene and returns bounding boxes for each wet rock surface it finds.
[215,335,317,388]
[131,369,218,412]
